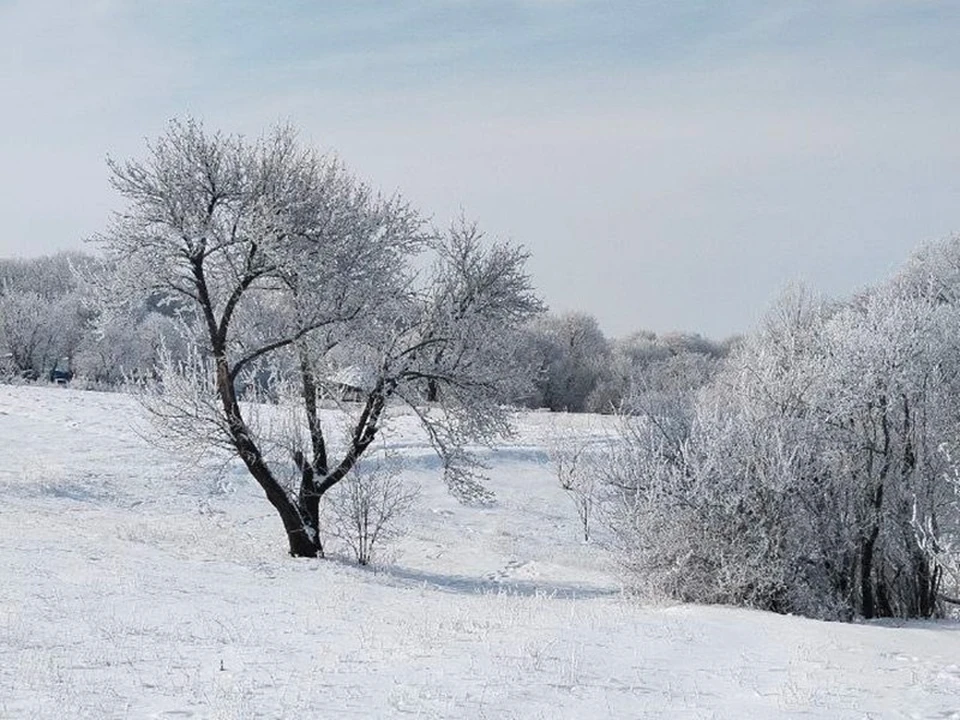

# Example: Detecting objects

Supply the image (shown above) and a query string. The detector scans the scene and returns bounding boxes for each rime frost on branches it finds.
[603,264,960,619]
[323,453,420,566]
[97,118,543,558]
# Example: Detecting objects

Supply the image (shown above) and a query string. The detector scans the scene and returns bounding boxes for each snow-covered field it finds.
[1,385,959,719]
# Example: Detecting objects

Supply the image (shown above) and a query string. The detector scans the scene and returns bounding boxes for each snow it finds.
[1,384,959,719]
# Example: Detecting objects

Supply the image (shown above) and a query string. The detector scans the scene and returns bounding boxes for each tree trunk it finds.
[287,524,322,558]
[214,353,322,558]
[241,440,322,558]
[191,256,324,558]
[295,453,323,558]
[861,397,890,619]
[860,525,879,619]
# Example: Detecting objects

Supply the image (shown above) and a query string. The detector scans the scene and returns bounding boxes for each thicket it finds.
[601,240,960,619]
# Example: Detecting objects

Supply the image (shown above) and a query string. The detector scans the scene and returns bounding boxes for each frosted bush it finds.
[603,272,960,620]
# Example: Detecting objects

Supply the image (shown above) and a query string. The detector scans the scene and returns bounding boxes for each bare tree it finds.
[96,118,543,558]
[550,439,599,542]
[324,455,419,566]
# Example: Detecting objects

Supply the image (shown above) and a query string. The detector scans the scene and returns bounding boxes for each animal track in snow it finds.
[483,558,529,582]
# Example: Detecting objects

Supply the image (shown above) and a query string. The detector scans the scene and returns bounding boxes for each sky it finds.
[2,1,960,338]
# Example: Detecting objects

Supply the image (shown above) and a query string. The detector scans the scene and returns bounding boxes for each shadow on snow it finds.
[362,561,619,600]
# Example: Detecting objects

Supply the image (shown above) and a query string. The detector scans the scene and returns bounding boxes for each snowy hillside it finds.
[1,385,959,719]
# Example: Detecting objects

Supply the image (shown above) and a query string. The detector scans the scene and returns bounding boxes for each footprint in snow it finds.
[483,559,529,582]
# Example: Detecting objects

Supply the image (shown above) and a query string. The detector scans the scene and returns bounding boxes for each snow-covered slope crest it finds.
[1,385,959,719]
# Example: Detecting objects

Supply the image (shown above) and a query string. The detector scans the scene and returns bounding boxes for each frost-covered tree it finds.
[0,291,56,378]
[0,290,87,379]
[0,251,97,300]
[525,312,610,412]
[74,310,183,386]
[603,269,960,620]
[583,330,725,417]
[0,252,97,380]
[96,118,542,558]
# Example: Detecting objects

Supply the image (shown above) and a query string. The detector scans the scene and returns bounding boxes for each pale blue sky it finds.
[2,1,960,337]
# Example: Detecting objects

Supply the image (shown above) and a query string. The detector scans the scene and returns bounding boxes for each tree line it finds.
[0,251,181,385]
[0,258,729,414]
